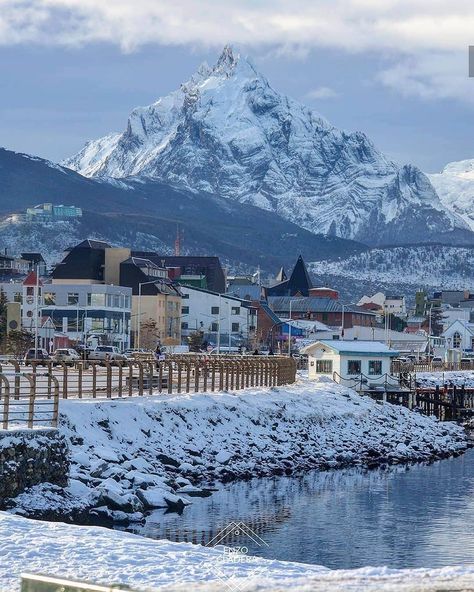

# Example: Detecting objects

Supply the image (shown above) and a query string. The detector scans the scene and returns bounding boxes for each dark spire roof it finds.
[287,255,312,296]
[267,255,313,297]
[275,266,287,282]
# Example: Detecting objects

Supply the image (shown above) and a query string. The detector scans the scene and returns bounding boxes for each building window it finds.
[44,292,56,305]
[68,293,79,305]
[322,312,328,322]
[88,293,105,306]
[14,293,22,303]
[211,306,219,315]
[67,318,79,332]
[347,360,361,375]
[211,322,218,332]
[182,293,189,299]
[91,318,104,331]
[231,306,240,315]
[181,322,188,330]
[368,360,382,375]
[232,322,239,332]
[315,360,333,373]
[453,331,462,349]
[26,287,34,296]
[182,306,189,315]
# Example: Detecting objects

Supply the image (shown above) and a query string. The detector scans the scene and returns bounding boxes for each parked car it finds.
[432,356,443,366]
[52,348,80,366]
[88,346,126,363]
[123,348,153,361]
[24,348,51,366]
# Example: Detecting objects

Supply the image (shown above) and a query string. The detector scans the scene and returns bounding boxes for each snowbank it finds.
[9,376,468,521]
[1,512,474,592]
[416,371,474,388]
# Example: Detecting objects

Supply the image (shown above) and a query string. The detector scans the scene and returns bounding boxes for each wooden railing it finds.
[391,360,474,374]
[0,368,60,430]
[0,356,297,409]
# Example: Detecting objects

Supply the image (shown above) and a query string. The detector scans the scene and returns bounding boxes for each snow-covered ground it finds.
[416,371,474,388]
[8,376,468,522]
[1,511,474,591]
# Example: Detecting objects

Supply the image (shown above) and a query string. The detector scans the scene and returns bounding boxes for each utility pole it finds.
[341,304,345,340]
[34,265,40,357]
[228,300,232,350]
[216,293,221,354]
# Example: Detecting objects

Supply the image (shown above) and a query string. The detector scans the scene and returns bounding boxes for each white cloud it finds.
[1,1,474,102]
[305,87,340,100]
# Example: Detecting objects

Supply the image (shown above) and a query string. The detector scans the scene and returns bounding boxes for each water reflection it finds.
[123,450,474,569]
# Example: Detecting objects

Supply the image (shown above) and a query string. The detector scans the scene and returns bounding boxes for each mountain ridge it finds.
[0,147,365,271]
[64,46,471,247]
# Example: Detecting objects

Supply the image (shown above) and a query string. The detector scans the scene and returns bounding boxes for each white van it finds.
[209,346,241,355]
[160,345,190,354]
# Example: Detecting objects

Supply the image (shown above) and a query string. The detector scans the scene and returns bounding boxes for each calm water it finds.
[124,449,474,570]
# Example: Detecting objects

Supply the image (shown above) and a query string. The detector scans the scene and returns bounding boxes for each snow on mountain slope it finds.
[310,245,474,292]
[429,159,474,231]
[63,47,469,246]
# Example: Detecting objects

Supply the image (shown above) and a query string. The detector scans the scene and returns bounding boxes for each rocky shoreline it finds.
[6,377,471,524]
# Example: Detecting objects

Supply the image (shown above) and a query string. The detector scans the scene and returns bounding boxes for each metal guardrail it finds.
[21,573,137,592]
[0,356,297,414]
[332,371,410,392]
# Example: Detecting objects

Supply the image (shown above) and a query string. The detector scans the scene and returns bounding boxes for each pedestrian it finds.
[253,348,260,355]
[268,348,274,356]
[154,344,162,369]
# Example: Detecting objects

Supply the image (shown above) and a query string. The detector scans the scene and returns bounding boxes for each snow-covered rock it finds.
[2,512,474,592]
[63,46,469,246]
[9,377,468,522]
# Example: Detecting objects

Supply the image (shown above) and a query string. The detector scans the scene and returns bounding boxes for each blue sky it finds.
[1,1,474,172]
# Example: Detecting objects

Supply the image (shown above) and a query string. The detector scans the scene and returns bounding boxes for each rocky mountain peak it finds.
[62,48,471,246]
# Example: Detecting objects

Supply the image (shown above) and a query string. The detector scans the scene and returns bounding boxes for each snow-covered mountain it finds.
[63,46,471,246]
[428,159,474,231]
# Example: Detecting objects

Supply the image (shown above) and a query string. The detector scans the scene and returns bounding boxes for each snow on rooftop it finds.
[304,340,399,355]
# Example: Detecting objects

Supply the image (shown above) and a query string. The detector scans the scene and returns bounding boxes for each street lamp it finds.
[137,280,159,350]
[288,298,307,356]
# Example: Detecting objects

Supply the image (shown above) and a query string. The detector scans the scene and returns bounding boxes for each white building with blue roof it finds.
[301,340,399,383]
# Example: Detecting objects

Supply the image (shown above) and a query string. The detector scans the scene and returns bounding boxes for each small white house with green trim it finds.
[301,340,399,383]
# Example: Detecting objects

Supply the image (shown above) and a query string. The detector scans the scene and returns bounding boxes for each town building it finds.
[357,292,406,317]
[52,241,183,347]
[26,203,82,222]
[179,285,256,348]
[302,340,399,384]
[267,296,376,329]
[0,273,132,350]
[443,319,474,353]
[309,287,339,299]
[0,254,30,280]
[119,257,181,346]
[132,254,226,293]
